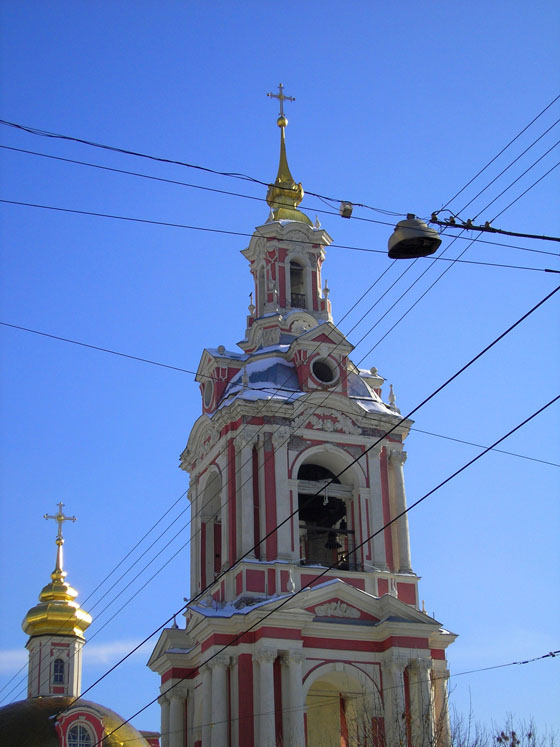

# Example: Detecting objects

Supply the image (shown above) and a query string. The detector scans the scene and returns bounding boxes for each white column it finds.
[256,648,277,747]
[382,658,407,747]
[272,427,293,560]
[210,655,229,746]
[237,434,256,557]
[159,695,170,747]
[169,692,186,747]
[283,651,305,746]
[432,665,451,747]
[200,663,212,746]
[416,659,434,745]
[229,655,239,747]
[390,449,412,573]
[367,445,389,570]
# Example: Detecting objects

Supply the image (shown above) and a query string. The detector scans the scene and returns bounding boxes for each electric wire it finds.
[352,147,560,359]
[490,160,560,223]
[0,117,404,216]
[2,145,557,256]
[3,98,558,712]
[53,285,558,720]
[0,493,190,704]
[450,119,560,218]
[150,650,560,741]
[472,142,560,220]
[4,109,558,703]
[3,307,554,701]
[2,141,556,695]
[352,108,560,357]
[0,199,556,269]
[99,393,559,743]
[441,93,560,209]
[2,266,556,700]
[409,427,559,468]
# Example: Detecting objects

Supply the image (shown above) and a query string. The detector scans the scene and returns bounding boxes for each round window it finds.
[312,358,337,384]
[203,379,214,408]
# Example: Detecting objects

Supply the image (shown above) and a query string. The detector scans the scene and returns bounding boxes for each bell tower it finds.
[22,503,92,699]
[148,86,456,747]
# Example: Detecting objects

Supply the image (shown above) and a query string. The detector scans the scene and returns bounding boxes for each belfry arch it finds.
[200,468,223,589]
[293,445,365,571]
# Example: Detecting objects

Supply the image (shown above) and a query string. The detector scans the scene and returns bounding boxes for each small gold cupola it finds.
[22,503,92,640]
[266,83,312,225]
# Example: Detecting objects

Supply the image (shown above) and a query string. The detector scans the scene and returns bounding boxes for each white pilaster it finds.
[272,427,293,560]
[237,434,256,558]
[159,695,170,747]
[367,445,389,570]
[200,663,212,746]
[390,449,412,573]
[210,654,229,746]
[169,692,185,747]
[255,648,277,747]
[382,658,407,746]
[283,650,305,746]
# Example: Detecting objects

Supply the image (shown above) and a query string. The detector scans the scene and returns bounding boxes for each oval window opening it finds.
[204,380,214,408]
[312,359,336,384]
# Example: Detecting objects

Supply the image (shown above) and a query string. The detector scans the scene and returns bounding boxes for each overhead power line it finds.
[99,394,559,743]
[54,285,558,716]
[1,199,556,270]
[2,320,558,472]
[3,144,558,258]
[441,93,560,209]
[0,117,404,217]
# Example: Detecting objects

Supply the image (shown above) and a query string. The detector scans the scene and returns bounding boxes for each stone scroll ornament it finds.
[314,601,360,618]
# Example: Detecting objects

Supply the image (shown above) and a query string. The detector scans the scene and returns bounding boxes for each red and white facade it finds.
[148,169,455,746]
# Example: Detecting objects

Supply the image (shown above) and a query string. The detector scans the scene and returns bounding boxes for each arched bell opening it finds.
[201,470,223,586]
[297,463,357,570]
[289,260,306,309]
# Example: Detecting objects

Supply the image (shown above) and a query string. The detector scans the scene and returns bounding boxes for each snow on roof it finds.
[219,355,302,408]
[206,347,247,360]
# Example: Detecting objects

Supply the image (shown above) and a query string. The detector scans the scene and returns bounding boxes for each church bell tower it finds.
[148,86,456,747]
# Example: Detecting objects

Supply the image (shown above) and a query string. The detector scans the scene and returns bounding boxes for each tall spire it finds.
[266,83,312,225]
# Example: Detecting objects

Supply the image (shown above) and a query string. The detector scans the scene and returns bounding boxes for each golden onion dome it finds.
[22,504,92,639]
[22,566,92,639]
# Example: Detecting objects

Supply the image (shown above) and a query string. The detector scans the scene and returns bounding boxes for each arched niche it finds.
[303,662,383,747]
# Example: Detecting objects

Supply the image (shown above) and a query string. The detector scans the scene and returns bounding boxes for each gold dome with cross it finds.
[22,503,92,639]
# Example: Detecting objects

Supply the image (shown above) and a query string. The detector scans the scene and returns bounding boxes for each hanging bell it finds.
[325,531,342,550]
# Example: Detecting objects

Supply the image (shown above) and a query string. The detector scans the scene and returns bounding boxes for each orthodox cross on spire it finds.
[44,502,77,574]
[267,82,295,118]
[44,501,76,541]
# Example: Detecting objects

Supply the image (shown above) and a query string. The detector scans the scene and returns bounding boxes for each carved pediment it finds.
[314,600,361,619]
[293,407,361,435]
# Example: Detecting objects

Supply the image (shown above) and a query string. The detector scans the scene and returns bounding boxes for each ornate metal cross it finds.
[267,83,295,117]
[44,501,77,540]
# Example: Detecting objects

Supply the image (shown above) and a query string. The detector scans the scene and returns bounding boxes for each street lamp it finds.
[387,214,442,259]
[387,210,560,260]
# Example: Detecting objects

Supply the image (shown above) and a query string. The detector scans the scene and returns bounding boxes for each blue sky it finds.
[1,0,559,736]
